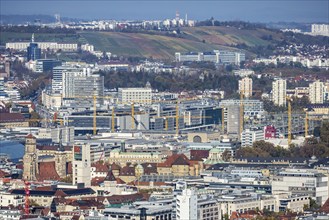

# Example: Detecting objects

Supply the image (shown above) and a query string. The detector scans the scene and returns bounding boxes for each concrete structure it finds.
[72,144,92,187]
[6,42,78,51]
[176,188,198,220]
[226,105,240,136]
[218,51,245,65]
[239,77,253,98]
[311,24,329,36]
[118,87,152,104]
[35,59,62,73]
[309,81,325,104]
[272,168,329,205]
[241,128,264,147]
[220,99,264,116]
[272,79,287,106]
[62,67,104,107]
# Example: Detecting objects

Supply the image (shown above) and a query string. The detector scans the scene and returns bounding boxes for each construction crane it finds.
[287,97,292,146]
[24,180,30,215]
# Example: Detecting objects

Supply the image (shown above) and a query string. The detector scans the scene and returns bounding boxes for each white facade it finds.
[239,77,253,98]
[6,42,78,51]
[176,188,198,220]
[309,81,324,104]
[72,144,91,187]
[272,79,287,106]
[311,24,329,36]
[118,87,152,104]
[272,169,329,205]
[0,193,24,207]
[241,129,264,147]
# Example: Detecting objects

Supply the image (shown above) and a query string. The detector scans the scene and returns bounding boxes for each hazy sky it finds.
[1,0,328,22]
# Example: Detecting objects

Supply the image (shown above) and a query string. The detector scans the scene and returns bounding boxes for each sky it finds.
[1,0,328,23]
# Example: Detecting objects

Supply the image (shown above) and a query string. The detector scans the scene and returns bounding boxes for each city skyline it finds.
[1,0,329,23]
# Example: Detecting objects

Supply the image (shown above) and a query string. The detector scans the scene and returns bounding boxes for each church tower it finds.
[23,134,39,181]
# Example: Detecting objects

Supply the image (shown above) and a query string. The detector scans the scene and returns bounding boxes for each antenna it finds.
[31,33,35,43]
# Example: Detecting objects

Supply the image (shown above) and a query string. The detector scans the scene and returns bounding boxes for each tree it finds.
[320,121,329,145]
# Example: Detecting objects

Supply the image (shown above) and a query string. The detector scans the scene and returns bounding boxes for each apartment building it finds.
[272,79,287,106]
[239,77,253,98]
[309,81,325,104]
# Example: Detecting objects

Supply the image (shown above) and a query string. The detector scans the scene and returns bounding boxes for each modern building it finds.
[35,59,62,73]
[62,67,104,107]
[309,81,324,104]
[272,168,329,205]
[311,24,329,36]
[241,128,264,147]
[72,144,92,187]
[239,77,253,98]
[272,79,287,106]
[220,99,264,116]
[218,51,245,65]
[27,42,41,61]
[118,87,152,104]
[226,104,240,136]
[176,188,198,220]
[6,42,78,51]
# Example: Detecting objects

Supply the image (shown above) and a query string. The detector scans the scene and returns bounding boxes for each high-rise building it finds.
[176,188,198,220]
[272,79,287,106]
[72,144,91,187]
[62,67,104,107]
[309,81,324,104]
[227,104,240,136]
[239,77,253,98]
[27,34,41,61]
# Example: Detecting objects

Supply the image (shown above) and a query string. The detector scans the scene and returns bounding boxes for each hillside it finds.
[1,26,285,60]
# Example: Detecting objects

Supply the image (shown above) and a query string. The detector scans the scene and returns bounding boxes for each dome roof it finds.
[210,148,221,154]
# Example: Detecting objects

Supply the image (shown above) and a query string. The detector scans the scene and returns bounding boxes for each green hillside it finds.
[1,26,285,60]
[78,31,235,60]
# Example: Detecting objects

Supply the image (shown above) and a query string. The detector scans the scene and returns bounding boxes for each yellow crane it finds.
[287,97,292,146]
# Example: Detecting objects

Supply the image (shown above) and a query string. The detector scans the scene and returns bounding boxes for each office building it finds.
[239,77,253,98]
[309,81,324,104]
[272,168,329,205]
[35,59,62,73]
[72,144,91,187]
[226,104,240,136]
[62,67,104,107]
[118,87,152,104]
[176,188,198,220]
[272,79,287,106]
[220,99,264,116]
[219,51,245,65]
[311,24,329,36]
[241,128,264,147]
[27,34,41,61]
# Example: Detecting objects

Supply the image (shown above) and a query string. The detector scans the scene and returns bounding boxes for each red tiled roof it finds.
[36,161,60,181]
[116,178,125,184]
[141,163,157,175]
[26,134,36,139]
[0,113,25,123]
[92,162,109,173]
[111,162,121,170]
[0,169,10,178]
[119,166,135,176]
[157,154,190,167]
[54,189,67,198]
[320,198,329,213]
[190,150,209,160]
[91,177,106,186]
